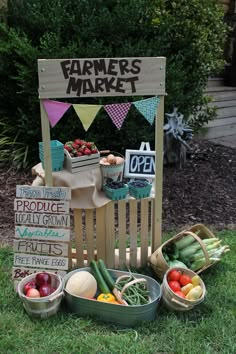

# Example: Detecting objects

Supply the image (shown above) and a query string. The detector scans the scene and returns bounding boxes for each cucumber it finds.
[90,260,110,294]
[98,259,115,291]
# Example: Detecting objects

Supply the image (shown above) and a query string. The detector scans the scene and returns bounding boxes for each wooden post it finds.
[39,100,53,186]
[152,95,165,252]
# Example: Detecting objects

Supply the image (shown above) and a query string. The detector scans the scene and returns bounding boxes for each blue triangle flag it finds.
[133,96,160,125]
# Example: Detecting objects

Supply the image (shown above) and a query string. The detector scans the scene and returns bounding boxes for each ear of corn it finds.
[163,233,230,272]
[174,235,195,250]
[190,257,221,271]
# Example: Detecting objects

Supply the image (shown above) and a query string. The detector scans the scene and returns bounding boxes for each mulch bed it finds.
[0,140,235,246]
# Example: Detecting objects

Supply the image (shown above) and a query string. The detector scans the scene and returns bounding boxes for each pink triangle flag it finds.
[42,100,71,128]
[104,102,132,130]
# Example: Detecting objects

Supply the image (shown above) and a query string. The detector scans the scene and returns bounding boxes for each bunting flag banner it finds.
[133,96,160,125]
[42,100,71,128]
[73,104,102,131]
[104,102,132,130]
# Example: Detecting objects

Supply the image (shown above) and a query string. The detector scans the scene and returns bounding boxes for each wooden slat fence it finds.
[72,198,153,269]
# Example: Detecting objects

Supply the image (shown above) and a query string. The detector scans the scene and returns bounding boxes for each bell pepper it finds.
[97,293,116,303]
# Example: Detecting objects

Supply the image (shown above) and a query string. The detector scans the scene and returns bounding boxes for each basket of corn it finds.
[149,224,230,280]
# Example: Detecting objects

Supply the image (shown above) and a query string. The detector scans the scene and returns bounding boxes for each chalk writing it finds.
[16,185,71,200]
[14,199,69,213]
[15,213,70,227]
[13,239,68,257]
[14,253,68,270]
[15,226,70,241]
[12,267,67,280]
[130,155,155,174]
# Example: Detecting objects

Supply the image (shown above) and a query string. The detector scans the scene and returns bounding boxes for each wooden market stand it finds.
[38,57,166,269]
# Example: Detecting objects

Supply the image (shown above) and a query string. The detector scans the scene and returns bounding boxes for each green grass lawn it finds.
[0,230,235,354]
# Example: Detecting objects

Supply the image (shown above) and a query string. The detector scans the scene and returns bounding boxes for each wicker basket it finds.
[18,272,63,319]
[149,224,217,280]
[161,267,206,312]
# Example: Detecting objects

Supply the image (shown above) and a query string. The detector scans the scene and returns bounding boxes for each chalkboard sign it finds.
[124,149,155,178]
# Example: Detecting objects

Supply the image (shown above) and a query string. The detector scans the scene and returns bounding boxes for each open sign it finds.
[124,149,155,178]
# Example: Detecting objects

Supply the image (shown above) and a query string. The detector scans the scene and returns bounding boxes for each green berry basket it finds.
[128,180,152,199]
[39,140,64,172]
[103,184,129,201]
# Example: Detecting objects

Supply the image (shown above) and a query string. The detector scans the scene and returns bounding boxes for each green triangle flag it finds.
[73,104,102,131]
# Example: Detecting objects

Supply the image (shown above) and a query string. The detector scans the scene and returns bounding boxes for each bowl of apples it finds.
[17,271,63,319]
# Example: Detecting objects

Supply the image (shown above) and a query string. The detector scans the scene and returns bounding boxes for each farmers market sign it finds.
[12,186,71,286]
[38,57,166,98]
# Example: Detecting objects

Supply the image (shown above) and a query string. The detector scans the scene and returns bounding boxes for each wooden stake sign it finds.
[13,185,71,288]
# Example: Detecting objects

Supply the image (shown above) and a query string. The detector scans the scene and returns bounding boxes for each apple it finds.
[35,272,52,287]
[26,288,40,298]
[23,281,37,295]
[39,284,52,297]
[50,287,57,295]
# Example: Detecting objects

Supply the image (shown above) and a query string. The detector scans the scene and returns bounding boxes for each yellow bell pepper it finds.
[191,275,201,286]
[186,285,203,301]
[97,293,116,303]
[181,283,193,296]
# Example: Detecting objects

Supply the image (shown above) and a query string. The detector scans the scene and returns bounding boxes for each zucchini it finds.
[98,259,115,291]
[90,260,110,294]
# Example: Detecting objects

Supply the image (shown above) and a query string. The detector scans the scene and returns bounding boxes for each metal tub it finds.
[63,267,161,327]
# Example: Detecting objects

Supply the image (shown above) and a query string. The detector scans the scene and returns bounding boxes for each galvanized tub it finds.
[18,272,64,319]
[63,268,162,327]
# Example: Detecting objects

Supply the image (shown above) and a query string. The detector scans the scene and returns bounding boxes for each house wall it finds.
[195,78,236,142]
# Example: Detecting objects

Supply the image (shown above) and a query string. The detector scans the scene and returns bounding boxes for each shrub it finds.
[0,0,227,169]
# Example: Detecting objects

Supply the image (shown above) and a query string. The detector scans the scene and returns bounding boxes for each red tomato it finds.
[175,290,186,299]
[179,274,192,286]
[167,269,181,282]
[168,280,181,292]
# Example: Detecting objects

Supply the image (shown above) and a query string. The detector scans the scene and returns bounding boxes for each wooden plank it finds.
[15,212,70,227]
[152,95,164,251]
[216,106,236,119]
[208,100,236,108]
[12,267,67,281]
[140,199,149,267]
[13,239,68,257]
[204,86,236,93]
[197,123,236,139]
[206,91,236,102]
[118,199,127,268]
[16,185,71,200]
[85,209,94,263]
[105,202,115,268]
[208,134,236,148]
[129,199,137,267]
[95,206,106,261]
[14,253,68,270]
[15,226,70,242]
[14,198,69,214]
[73,209,84,267]
[38,57,166,98]
[205,117,236,128]
[39,100,53,186]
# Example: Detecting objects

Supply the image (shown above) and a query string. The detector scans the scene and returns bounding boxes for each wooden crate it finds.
[64,149,100,173]
[71,198,154,269]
